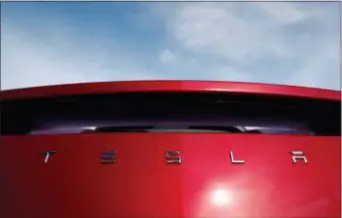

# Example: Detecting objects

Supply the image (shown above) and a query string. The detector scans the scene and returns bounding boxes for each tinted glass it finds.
[1,92,340,136]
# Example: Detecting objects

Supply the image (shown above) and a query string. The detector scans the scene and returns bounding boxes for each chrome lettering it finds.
[43,150,56,163]
[290,151,308,164]
[101,150,116,164]
[40,149,311,165]
[229,151,245,164]
[166,151,182,164]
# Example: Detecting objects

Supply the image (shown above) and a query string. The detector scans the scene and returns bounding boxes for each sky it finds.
[1,2,340,90]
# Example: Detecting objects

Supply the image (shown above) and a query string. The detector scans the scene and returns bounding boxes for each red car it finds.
[0,81,340,218]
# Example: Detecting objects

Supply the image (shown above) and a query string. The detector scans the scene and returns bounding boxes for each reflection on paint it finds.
[210,187,233,207]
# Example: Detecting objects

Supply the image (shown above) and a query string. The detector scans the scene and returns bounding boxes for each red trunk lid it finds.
[1,134,340,218]
[1,84,340,218]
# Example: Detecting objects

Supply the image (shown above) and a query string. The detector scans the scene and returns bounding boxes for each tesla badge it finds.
[43,150,56,163]
[166,151,182,164]
[101,150,116,164]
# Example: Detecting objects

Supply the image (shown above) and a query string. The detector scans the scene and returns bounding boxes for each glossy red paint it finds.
[0,81,341,218]
[1,134,340,218]
[0,80,340,101]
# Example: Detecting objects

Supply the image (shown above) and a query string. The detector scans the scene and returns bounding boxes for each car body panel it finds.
[1,133,340,218]
[1,81,340,218]
[0,80,340,101]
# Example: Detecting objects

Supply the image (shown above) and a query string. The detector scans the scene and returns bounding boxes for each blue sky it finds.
[1,2,340,90]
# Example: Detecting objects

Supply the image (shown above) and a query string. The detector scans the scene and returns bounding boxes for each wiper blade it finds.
[188,126,243,133]
[82,125,245,133]
[86,126,153,133]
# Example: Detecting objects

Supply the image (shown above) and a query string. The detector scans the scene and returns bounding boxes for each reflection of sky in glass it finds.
[30,121,311,135]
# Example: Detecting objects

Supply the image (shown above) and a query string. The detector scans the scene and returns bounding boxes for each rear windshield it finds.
[0,92,340,136]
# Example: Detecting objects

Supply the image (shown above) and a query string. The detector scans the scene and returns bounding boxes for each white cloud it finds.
[159,49,177,63]
[0,20,156,90]
[259,3,307,24]
[157,2,340,90]
[288,42,340,89]
[170,3,286,61]
[169,3,335,59]
[1,3,340,91]
[213,66,252,82]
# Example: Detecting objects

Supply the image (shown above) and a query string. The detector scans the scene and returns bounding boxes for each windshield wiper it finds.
[82,125,245,133]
